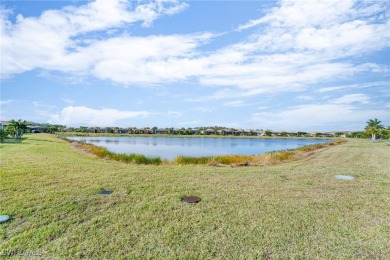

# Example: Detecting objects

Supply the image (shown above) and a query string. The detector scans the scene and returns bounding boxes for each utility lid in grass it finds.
[335,175,355,181]
[182,196,201,203]
[99,190,113,195]
[0,215,10,224]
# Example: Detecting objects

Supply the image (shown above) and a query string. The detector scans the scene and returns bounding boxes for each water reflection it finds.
[68,136,330,160]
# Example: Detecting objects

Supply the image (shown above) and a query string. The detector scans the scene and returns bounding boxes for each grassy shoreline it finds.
[1,134,389,258]
[63,135,345,166]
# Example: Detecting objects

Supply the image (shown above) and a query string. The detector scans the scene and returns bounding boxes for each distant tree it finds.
[78,126,88,133]
[334,132,345,137]
[152,126,158,134]
[0,129,6,142]
[381,126,390,140]
[280,131,288,137]
[7,119,28,139]
[264,130,272,136]
[4,125,14,137]
[48,125,59,133]
[365,118,384,141]
[185,128,192,135]
[297,131,307,137]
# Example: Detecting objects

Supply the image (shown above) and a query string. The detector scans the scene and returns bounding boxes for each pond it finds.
[68,136,331,160]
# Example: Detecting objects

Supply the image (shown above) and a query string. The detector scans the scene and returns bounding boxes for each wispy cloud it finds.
[0,99,13,105]
[61,98,75,104]
[223,101,247,107]
[32,101,56,109]
[296,96,313,101]
[166,111,183,117]
[330,93,370,104]
[316,81,390,93]
[252,103,388,131]
[192,106,214,112]
[2,0,389,96]
[202,0,390,95]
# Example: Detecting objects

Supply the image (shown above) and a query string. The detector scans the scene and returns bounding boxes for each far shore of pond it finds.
[57,132,333,140]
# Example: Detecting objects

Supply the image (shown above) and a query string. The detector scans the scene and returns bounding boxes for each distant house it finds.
[217,129,233,135]
[202,129,215,135]
[137,128,152,134]
[188,128,198,135]
[156,128,167,134]
[0,121,8,130]
[118,128,129,134]
[27,125,45,133]
[252,130,264,136]
[234,129,248,136]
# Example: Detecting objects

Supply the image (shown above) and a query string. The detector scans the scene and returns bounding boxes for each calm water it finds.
[68,136,330,160]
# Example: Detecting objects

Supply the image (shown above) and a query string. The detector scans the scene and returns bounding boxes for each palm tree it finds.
[8,119,28,139]
[365,118,384,141]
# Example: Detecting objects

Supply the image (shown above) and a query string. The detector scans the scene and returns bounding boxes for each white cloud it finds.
[49,106,154,126]
[0,0,189,78]
[61,98,75,104]
[331,93,370,104]
[201,1,390,95]
[252,103,388,131]
[316,81,390,93]
[1,0,389,99]
[191,0,390,96]
[238,0,357,31]
[0,99,13,105]
[192,106,214,112]
[32,101,56,110]
[223,101,247,107]
[87,34,212,85]
[296,96,313,101]
[213,0,390,96]
[166,111,183,117]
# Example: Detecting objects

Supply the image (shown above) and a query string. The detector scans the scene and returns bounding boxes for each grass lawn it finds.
[1,134,389,258]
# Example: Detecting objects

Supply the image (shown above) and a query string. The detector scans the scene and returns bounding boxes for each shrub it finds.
[0,129,6,143]
[175,156,211,165]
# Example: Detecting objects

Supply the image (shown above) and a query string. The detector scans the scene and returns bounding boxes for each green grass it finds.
[0,137,24,144]
[1,134,389,258]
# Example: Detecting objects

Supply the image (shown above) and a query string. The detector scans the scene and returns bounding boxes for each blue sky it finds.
[1,0,389,131]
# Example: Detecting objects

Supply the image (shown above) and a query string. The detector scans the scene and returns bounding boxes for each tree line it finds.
[1,118,389,142]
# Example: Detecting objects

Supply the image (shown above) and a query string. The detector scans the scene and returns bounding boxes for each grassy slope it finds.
[0,134,389,258]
